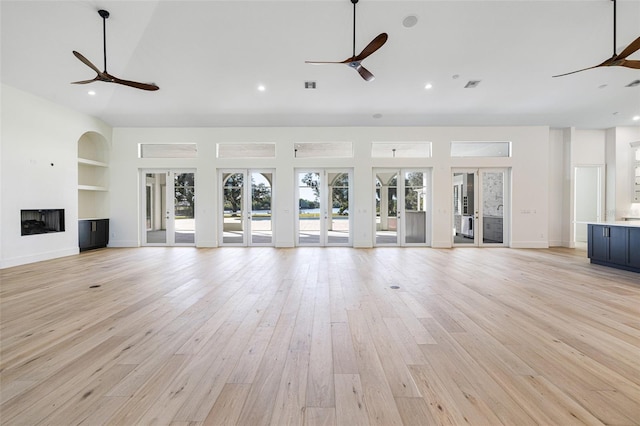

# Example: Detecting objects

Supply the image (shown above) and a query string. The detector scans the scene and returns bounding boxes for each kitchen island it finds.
[588,221,640,273]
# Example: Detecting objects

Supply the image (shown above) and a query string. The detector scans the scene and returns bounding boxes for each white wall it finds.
[613,127,640,219]
[549,128,610,247]
[111,125,550,249]
[5,85,636,268]
[548,128,565,247]
[0,85,111,268]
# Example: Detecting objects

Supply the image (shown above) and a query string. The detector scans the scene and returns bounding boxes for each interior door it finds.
[142,170,196,246]
[452,169,508,246]
[375,169,430,246]
[220,170,274,246]
[296,169,351,246]
[574,166,603,244]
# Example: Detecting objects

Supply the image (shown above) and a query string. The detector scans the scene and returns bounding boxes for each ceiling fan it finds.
[553,0,640,77]
[72,9,159,91]
[306,0,388,81]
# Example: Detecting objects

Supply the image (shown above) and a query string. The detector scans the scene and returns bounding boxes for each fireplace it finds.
[21,209,66,236]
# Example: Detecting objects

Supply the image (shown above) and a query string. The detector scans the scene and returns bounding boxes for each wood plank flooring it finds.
[1,247,639,425]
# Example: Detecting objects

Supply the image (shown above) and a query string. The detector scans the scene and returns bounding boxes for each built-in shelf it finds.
[78,132,109,221]
[78,185,108,192]
[78,158,108,168]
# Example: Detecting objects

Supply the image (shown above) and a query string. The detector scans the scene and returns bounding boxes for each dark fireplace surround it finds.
[21,209,65,236]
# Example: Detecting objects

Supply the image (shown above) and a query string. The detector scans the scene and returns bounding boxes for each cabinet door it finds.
[94,219,109,248]
[589,225,609,261]
[79,220,92,250]
[628,228,640,268]
[608,226,627,265]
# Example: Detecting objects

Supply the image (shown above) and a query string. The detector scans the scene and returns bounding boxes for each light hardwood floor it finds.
[1,247,639,425]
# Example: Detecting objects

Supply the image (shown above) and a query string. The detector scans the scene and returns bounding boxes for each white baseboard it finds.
[353,240,373,248]
[510,241,549,249]
[195,240,218,248]
[432,241,453,248]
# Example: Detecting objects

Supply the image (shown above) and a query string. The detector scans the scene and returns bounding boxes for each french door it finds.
[452,168,509,247]
[375,169,431,246]
[296,169,352,246]
[220,169,274,246]
[142,169,196,246]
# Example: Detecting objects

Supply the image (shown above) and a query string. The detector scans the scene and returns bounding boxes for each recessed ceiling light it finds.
[424,83,433,90]
[257,85,266,92]
[626,80,640,87]
[598,84,607,89]
[402,15,418,28]
[452,74,460,80]
[464,80,481,89]
[633,115,640,121]
[373,113,383,119]
[88,90,96,96]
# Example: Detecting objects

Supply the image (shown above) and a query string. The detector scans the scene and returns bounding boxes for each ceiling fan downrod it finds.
[352,0,358,58]
[98,10,109,73]
[612,0,616,57]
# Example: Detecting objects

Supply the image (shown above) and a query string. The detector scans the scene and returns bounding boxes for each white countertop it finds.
[587,221,640,228]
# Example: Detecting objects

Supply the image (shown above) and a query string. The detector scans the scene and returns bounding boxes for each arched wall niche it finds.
[78,131,109,163]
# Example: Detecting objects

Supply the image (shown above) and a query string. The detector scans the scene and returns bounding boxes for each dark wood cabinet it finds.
[79,219,109,251]
[588,224,639,273]
[589,225,609,261]
[629,228,640,269]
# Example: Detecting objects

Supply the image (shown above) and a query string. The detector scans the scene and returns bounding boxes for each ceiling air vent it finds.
[626,80,640,87]
[304,81,317,89]
[464,80,481,89]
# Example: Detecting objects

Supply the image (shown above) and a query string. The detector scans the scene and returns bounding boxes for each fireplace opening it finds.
[21,209,66,236]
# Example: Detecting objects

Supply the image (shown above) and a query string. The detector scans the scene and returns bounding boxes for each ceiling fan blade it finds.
[619,59,640,69]
[107,73,159,91]
[552,64,601,78]
[355,64,375,81]
[71,76,100,84]
[305,60,350,64]
[616,36,640,60]
[73,51,104,76]
[354,33,388,62]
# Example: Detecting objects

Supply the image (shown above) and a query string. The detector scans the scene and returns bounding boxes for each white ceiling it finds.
[2,0,639,129]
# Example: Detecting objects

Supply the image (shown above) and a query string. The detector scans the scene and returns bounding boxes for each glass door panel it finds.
[375,173,398,245]
[144,172,167,244]
[328,173,350,244]
[453,171,476,245]
[222,172,245,244]
[298,172,321,245]
[404,171,427,244]
[251,171,273,245]
[174,172,195,244]
[453,169,509,247]
[142,170,195,246]
[297,170,351,246]
[220,170,274,246]
[375,169,430,246]
[481,171,505,245]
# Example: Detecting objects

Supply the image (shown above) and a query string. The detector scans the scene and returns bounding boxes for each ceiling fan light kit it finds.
[553,0,640,77]
[72,9,159,91]
[305,0,388,81]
